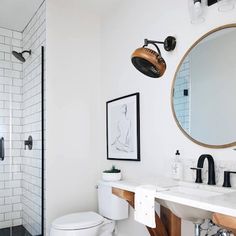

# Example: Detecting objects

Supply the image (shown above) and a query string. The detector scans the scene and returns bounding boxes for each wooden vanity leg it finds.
[212,213,236,234]
[160,206,181,236]
[112,187,169,236]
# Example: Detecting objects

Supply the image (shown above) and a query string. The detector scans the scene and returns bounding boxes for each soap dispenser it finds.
[172,150,183,180]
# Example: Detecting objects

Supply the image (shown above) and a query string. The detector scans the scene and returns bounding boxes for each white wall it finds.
[46,0,102,234]
[100,1,236,235]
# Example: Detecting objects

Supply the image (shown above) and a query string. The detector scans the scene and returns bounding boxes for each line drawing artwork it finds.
[111,104,133,153]
[106,93,140,161]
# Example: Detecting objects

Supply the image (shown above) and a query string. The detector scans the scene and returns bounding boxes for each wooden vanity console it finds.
[112,185,236,235]
[213,213,236,234]
[112,187,181,236]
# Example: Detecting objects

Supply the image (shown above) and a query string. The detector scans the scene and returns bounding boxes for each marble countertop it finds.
[102,177,236,218]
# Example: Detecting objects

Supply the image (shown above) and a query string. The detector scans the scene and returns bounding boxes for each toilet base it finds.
[99,219,115,236]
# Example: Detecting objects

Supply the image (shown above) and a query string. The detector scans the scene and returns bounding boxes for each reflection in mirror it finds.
[173,26,236,148]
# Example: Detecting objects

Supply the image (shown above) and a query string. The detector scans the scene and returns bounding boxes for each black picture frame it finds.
[106,93,140,161]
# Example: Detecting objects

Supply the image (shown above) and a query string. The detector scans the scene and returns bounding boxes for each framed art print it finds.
[106,93,140,161]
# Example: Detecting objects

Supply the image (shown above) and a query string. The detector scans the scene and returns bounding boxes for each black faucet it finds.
[197,154,216,185]
[223,171,236,187]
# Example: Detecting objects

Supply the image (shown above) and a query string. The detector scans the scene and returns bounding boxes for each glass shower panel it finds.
[0,28,22,236]
[21,45,43,236]
[0,6,45,233]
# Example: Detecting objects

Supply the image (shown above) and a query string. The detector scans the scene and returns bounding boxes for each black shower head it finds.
[12,50,31,62]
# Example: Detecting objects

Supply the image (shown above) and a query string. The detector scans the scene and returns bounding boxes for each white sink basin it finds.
[156,181,236,223]
[169,185,224,198]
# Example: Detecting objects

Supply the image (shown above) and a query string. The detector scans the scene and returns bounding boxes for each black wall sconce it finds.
[189,0,235,24]
[191,0,218,7]
[131,36,176,78]
[208,0,217,6]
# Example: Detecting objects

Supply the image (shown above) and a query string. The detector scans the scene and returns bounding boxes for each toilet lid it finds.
[52,211,104,230]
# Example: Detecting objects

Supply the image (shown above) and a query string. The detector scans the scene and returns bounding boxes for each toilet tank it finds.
[97,181,129,220]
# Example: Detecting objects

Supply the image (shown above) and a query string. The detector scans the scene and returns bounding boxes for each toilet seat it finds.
[52,211,104,230]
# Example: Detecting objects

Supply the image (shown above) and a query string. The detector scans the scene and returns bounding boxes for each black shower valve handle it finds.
[223,171,236,188]
[0,137,4,161]
[24,136,33,150]
[190,167,203,183]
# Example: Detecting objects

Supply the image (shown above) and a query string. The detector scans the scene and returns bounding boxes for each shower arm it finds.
[22,50,32,55]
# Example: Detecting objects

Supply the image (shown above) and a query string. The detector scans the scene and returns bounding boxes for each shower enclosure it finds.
[0,2,45,236]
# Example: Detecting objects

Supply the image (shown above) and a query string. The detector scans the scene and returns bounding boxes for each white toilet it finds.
[50,181,129,236]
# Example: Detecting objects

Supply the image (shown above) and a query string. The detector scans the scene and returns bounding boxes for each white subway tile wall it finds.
[0,26,23,229]
[22,2,45,235]
[0,2,45,235]
[174,56,191,133]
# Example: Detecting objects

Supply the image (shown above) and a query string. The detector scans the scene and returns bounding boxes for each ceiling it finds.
[0,0,44,32]
[80,0,121,14]
[0,0,121,32]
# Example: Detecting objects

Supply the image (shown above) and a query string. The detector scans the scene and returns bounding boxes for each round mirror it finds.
[172,24,236,148]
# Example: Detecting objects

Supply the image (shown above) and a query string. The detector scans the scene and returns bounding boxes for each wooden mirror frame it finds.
[171,24,236,149]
